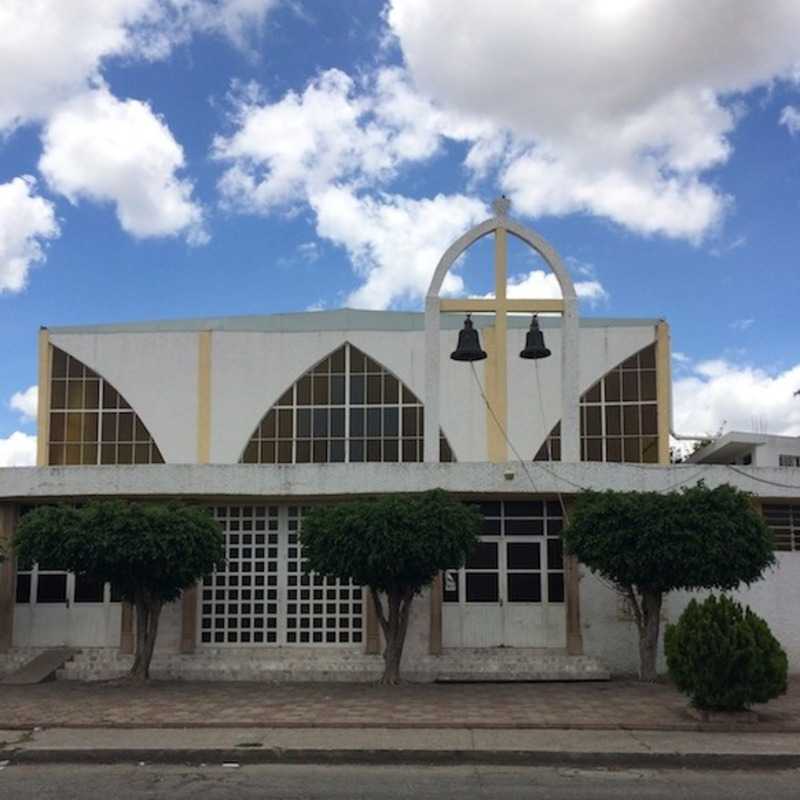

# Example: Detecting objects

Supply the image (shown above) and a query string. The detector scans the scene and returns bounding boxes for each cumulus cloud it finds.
[0,431,37,467]
[0,0,279,132]
[40,87,206,243]
[214,67,491,307]
[10,385,38,422]
[505,270,607,306]
[387,0,800,240]
[312,186,487,308]
[0,177,60,293]
[673,359,800,438]
[780,105,800,136]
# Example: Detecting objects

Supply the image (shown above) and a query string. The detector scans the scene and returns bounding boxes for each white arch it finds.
[424,202,580,463]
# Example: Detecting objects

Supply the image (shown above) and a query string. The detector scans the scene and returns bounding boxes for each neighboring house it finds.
[690,432,800,468]
[1,202,798,680]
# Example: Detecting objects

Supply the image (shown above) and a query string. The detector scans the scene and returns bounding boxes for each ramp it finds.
[0,648,78,685]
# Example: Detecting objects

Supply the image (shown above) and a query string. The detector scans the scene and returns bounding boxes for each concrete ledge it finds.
[6,727,800,769]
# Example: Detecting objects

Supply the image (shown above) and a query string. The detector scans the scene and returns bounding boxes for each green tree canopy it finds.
[563,483,775,681]
[15,500,224,681]
[301,490,481,683]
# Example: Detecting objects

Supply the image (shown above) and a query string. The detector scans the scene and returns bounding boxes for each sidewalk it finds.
[4,726,800,768]
[2,677,799,732]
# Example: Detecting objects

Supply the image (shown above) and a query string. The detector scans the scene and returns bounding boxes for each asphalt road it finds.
[2,763,800,799]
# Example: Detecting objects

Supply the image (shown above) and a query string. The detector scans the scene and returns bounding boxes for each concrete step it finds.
[1,647,79,685]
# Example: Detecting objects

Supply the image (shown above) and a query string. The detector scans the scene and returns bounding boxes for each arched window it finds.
[48,347,164,465]
[240,343,455,464]
[534,343,659,463]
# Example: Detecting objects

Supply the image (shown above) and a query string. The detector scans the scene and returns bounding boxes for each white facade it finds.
[690,431,800,468]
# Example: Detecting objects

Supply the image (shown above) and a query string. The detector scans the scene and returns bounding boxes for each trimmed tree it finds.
[562,483,775,681]
[15,500,224,682]
[301,490,482,684]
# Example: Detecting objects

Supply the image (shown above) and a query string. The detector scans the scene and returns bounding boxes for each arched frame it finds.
[424,198,580,463]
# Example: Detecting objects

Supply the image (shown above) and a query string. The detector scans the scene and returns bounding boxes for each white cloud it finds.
[729,318,755,332]
[0,177,60,293]
[40,87,206,243]
[673,359,800,438]
[10,385,37,422]
[387,0,800,240]
[780,105,800,136]
[312,186,487,309]
[481,269,607,307]
[0,432,36,467]
[0,0,279,132]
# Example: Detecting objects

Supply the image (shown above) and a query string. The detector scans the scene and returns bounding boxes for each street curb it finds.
[6,748,800,769]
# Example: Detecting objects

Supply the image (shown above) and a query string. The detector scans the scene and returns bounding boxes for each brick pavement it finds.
[2,677,799,731]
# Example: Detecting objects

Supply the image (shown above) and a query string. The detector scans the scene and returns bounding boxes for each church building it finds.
[1,200,798,681]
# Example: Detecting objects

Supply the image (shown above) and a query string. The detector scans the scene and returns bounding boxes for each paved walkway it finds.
[2,677,799,731]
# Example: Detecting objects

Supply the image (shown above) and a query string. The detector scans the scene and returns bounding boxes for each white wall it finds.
[580,553,800,675]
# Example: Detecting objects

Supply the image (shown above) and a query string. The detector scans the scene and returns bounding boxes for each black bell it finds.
[450,314,487,362]
[520,314,551,360]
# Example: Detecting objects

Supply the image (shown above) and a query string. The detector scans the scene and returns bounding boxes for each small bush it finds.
[665,594,788,711]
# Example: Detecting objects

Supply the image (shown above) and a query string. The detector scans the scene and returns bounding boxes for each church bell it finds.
[450,314,487,362]
[519,314,551,360]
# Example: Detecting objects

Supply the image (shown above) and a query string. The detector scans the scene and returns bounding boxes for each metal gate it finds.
[200,505,364,646]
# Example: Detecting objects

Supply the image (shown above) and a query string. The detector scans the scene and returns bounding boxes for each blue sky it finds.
[2,0,800,464]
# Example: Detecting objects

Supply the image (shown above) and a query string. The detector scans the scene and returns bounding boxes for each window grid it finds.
[443,499,565,605]
[534,343,658,464]
[201,505,363,646]
[763,504,800,552]
[241,343,454,464]
[48,347,164,466]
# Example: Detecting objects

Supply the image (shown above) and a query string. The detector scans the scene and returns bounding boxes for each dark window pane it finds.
[278,441,292,463]
[505,518,544,536]
[278,409,293,438]
[604,372,621,402]
[623,437,640,463]
[383,407,399,436]
[583,382,601,403]
[622,371,639,401]
[507,573,541,602]
[481,518,501,535]
[16,573,31,603]
[277,389,293,406]
[466,572,498,602]
[350,347,366,372]
[350,440,364,462]
[51,380,66,409]
[52,348,67,378]
[606,437,622,462]
[50,412,65,442]
[548,573,565,603]
[466,541,498,569]
[642,437,659,463]
[74,576,105,603]
[330,409,345,437]
[330,375,345,404]
[297,408,311,438]
[401,438,418,462]
[330,346,346,373]
[313,375,329,405]
[367,375,382,404]
[366,408,381,436]
[296,441,311,463]
[350,409,364,437]
[479,501,501,517]
[623,406,640,435]
[330,440,345,461]
[639,344,656,369]
[366,439,381,462]
[641,404,658,435]
[507,542,540,569]
[383,439,398,462]
[504,501,543,517]
[313,409,328,437]
[296,376,312,405]
[36,574,67,603]
[261,411,276,438]
[118,413,134,441]
[313,441,328,463]
[584,406,602,436]
[585,438,603,462]
[384,375,399,403]
[547,538,563,568]
[605,405,621,435]
[350,375,365,404]
[641,370,657,402]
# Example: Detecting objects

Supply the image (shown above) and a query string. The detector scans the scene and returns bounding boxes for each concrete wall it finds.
[580,553,800,675]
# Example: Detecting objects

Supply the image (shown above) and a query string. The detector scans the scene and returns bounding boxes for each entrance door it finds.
[442,499,566,648]
[14,567,122,647]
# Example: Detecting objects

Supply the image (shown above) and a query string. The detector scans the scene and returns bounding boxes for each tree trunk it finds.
[129,592,163,683]
[637,591,662,682]
[371,587,414,685]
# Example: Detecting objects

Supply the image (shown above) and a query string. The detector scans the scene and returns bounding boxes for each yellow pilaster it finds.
[656,320,671,465]
[36,328,51,467]
[486,228,508,463]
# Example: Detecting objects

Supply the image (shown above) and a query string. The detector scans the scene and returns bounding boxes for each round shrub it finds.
[665,594,788,711]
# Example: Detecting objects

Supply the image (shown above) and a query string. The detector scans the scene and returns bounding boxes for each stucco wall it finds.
[580,553,800,675]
